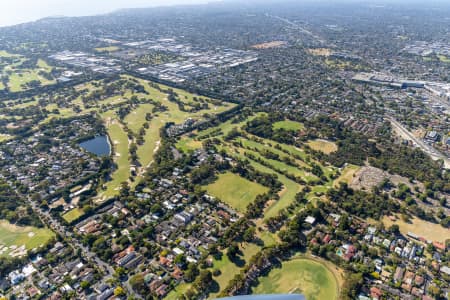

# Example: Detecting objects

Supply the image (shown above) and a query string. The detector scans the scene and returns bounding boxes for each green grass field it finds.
[36,59,52,71]
[197,112,266,140]
[134,113,168,169]
[61,208,85,223]
[0,220,54,258]
[243,148,316,182]
[219,136,313,219]
[306,185,332,206]
[165,283,192,300]
[278,143,308,160]
[252,258,339,300]
[239,138,300,165]
[177,113,265,152]
[259,230,279,247]
[42,103,77,123]
[175,113,265,153]
[188,114,309,219]
[97,112,130,202]
[6,59,55,92]
[123,103,154,134]
[273,120,304,131]
[154,81,216,109]
[230,138,336,218]
[205,172,269,213]
[247,157,302,220]
[176,136,203,152]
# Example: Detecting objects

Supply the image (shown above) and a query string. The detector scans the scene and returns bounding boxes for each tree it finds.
[342,273,363,300]
[243,227,256,242]
[388,224,400,235]
[114,286,126,296]
[32,192,42,202]
[174,254,186,266]
[184,263,199,282]
[191,164,216,184]
[195,270,213,291]
[40,200,48,209]
[428,285,441,298]
[114,266,126,278]
[129,274,145,293]
[440,216,450,228]
[83,204,94,215]
[227,242,239,259]
[80,281,90,290]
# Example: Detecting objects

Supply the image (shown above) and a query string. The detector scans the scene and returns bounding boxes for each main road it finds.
[387,116,450,169]
[267,14,326,44]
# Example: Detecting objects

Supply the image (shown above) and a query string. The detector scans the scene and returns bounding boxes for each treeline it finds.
[82,77,146,105]
[328,135,380,167]
[370,146,450,192]
[41,114,105,141]
[327,183,400,220]
[0,257,27,278]
[244,113,297,144]
[0,71,101,101]
[127,69,240,104]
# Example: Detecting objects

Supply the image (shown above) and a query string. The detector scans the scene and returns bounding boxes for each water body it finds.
[79,136,111,156]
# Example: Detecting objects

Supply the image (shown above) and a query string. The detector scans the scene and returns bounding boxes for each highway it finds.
[267,14,325,44]
[387,116,450,169]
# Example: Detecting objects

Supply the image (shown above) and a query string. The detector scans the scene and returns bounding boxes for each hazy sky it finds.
[0,0,210,27]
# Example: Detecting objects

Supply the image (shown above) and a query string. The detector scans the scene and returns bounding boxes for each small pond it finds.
[79,135,110,156]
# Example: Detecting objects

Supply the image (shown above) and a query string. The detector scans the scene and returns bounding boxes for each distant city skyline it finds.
[0,0,212,27]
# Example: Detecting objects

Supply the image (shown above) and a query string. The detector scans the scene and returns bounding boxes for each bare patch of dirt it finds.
[308,48,332,56]
[252,41,287,49]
